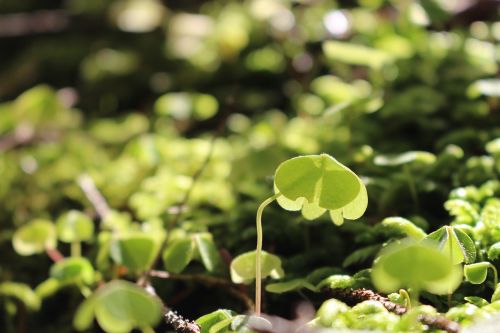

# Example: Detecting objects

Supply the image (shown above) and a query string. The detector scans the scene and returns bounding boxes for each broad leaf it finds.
[426,226,476,265]
[274,154,367,225]
[372,240,462,295]
[74,280,162,332]
[56,210,94,243]
[162,238,195,274]
[110,233,160,274]
[12,219,57,256]
[230,250,284,284]
[196,309,235,333]
[50,257,95,285]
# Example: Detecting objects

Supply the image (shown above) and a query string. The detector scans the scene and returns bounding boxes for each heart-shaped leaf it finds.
[74,280,162,332]
[274,154,367,225]
[162,237,195,274]
[12,219,57,256]
[110,233,160,274]
[425,226,476,265]
[230,251,284,284]
[56,211,94,243]
[50,257,95,285]
[372,240,462,295]
[464,262,492,284]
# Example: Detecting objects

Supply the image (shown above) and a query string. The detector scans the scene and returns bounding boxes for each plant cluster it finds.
[0,0,499,332]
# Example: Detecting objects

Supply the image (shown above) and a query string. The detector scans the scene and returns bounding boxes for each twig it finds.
[77,174,110,220]
[149,270,254,310]
[164,309,201,333]
[325,288,460,333]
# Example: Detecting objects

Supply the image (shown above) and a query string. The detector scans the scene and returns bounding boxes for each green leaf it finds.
[316,299,350,327]
[323,41,393,69]
[372,240,462,295]
[0,282,41,311]
[317,275,355,289]
[266,279,317,294]
[74,280,162,332]
[381,217,427,240]
[196,309,235,333]
[162,238,195,274]
[342,244,382,268]
[464,296,489,307]
[489,242,500,260]
[110,233,160,274]
[425,226,476,265]
[12,219,57,256]
[193,233,222,272]
[464,262,491,284]
[50,257,95,285]
[274,154,367,225]
[230,250,284,284]
[374,151,436,166]
[56,210,94,243]
[492,283,500,302]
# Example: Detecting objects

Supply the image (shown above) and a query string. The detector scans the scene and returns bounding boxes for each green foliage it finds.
[425,226,476,264]
[74,281,162,332]
[12,219,57,256]
[230,251,284,285]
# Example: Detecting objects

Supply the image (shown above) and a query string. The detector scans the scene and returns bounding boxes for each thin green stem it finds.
[255,192,281,316]
[71,241,81,257]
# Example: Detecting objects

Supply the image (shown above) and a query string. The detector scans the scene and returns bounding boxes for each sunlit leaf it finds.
[193,233,223,272]
[274,154,367,225]
[50,257,95,285]
[464,262,491,284]
[426,226,476,264]
[381,217,427,240]
[12,219,57,256]
[110,233,160,274]
[74,280,162,332]
[230,251,284,284]
[56,210,94,243]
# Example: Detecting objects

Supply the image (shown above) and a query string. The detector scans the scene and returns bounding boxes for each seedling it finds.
[231,154,367,315]
[425,226,476,265]
[372,240,462,306]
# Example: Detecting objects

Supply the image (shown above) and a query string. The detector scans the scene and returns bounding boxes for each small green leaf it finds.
[266,279,316,294]
[56,211,94,243]
[196,309,235,333]
[274,154,367,225]
[12,219,57,256]
[381,217,427,240]
[372,240,462,295]
[162,238,195,274]
[0,282,41,311]
[316,299,349,327]
[464,296,489,307]
[323,41,393,69]
[74,280,162,332]
[50,257,95,285]
[230,250,284,284]
[374,151,436,166]
[110,233,160,274]
[193,233,222,272]
[464,262,491,284]
[425,226,476,265]
[488,242,500,261]
[317,275,355,289]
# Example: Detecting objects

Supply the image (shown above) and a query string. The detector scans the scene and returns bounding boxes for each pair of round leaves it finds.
[372,240,463,295]
[74,280,163,333]
[273,154,367,225]
[12,211,94,256]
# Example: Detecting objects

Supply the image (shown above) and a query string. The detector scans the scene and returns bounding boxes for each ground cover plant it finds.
[0,0,499,332]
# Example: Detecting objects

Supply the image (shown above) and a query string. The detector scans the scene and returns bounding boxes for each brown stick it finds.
[325,288,460,333]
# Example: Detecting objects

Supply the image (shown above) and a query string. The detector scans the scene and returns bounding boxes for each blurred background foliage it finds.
[0,0,499,332]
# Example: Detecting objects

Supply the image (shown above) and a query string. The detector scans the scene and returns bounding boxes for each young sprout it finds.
[231,154,367,315]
